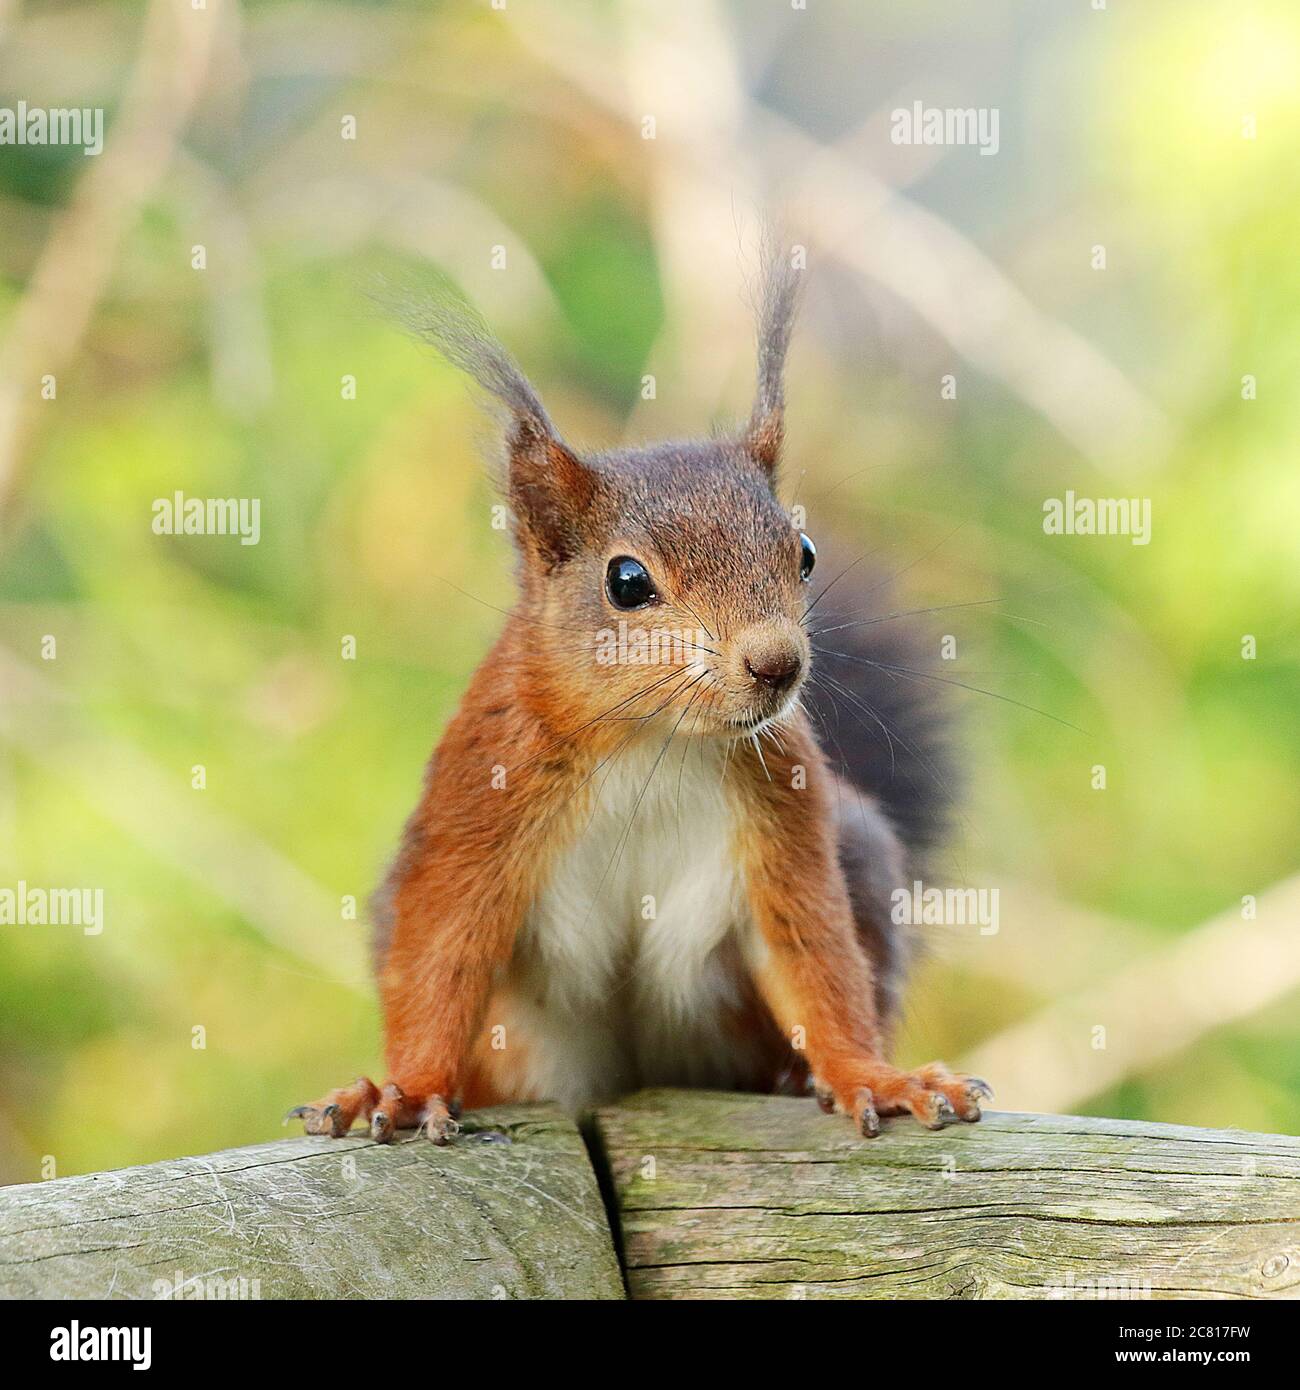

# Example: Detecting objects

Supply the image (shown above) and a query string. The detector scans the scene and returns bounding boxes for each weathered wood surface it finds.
[0,1104,623,1300]
[4,1090,1297,1300]
[593,1090,1300,1300]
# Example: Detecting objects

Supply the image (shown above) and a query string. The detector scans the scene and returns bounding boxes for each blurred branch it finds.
[771,111,1170,469]
[945,876,1159,993]
[172,153,275,419]
[247,172,568,338]
[505,0,1169,470]
[0,0,225,530]
[960,876,1300,1112]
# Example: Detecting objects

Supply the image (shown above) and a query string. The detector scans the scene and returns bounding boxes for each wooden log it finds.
[591,1090,1300,1300]
[0,1104,623,1300]
[5,1089,1296,1300]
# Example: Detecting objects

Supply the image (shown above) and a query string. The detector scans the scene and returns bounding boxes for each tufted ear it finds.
[506,415,600,567]
[744,239,803,479]
[401,282,599,565]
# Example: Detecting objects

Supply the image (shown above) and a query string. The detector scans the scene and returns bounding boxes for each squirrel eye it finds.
[799,532,817,582]
[606,556,657,610]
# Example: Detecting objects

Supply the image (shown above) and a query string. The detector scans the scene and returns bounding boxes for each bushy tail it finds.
[802,542,958,859]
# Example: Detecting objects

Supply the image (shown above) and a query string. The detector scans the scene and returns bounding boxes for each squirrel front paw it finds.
[287,1077,460,1144]
[816,1061,992,1138]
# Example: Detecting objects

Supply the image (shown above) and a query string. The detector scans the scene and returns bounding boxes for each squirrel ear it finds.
[746,407,785,475]
[743,237,803,479]
[394,283,600,565]
[508,415,599,567]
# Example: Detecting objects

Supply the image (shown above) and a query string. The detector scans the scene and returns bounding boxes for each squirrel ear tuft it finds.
[398,281,553,431]
[395,280,599,565]
[743,236,803,479]
[747,406,785,475]
[508,416,600,567]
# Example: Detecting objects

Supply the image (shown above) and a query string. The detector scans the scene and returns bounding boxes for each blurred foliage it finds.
[0,0,1297,1180]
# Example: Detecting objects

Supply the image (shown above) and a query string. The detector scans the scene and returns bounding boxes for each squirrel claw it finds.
[854,1088,881,1138]
[923,1094,956,1130]
[420,1106,460,1145]
[291,1101,350,1138]
[290,1078,381,1138]
[909,1062,988,1126]
[827,1060,990,1136]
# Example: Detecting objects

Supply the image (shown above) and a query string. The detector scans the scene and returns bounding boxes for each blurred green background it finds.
[0,0,1297,1181]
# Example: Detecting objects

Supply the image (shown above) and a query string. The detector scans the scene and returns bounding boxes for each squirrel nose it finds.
[745,650,802,692]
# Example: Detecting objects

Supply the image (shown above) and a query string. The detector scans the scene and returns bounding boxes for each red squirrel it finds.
[291,247,990,1144]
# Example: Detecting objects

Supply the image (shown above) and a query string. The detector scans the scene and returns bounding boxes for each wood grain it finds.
[0,1104,623,1300]
[6,1090,1296,1300]
[592,1090,1300,1300]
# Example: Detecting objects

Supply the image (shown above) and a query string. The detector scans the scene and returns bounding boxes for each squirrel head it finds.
[411,245,813,743]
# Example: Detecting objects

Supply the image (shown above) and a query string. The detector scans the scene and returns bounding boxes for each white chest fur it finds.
[509,736,769,1108]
